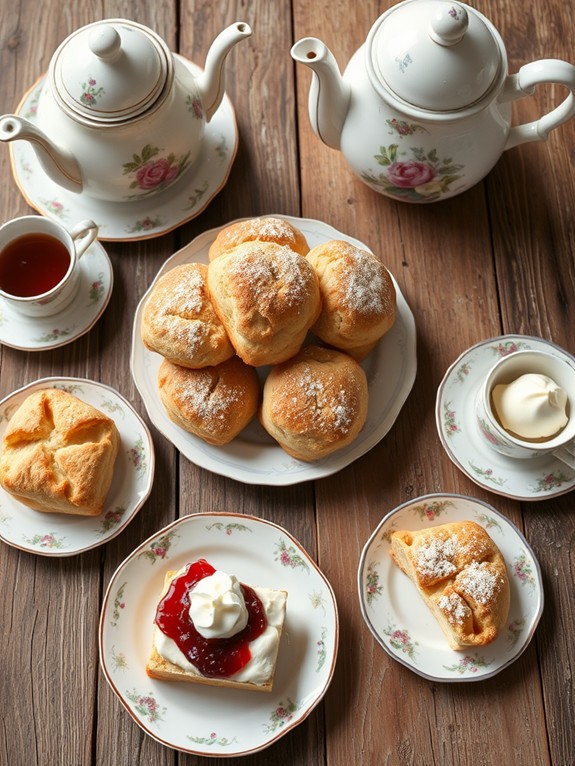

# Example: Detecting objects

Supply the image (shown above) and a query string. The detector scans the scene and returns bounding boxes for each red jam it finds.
[154,559,267,678]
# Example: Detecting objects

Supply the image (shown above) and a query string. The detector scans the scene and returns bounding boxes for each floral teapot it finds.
[0,18,251,202]
[291,0,575,203]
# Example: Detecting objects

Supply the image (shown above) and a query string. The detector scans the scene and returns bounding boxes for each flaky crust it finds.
[0,388,119,516]
[158,356,260,445]
[208,216,310,261]
[207,241,321,366]
[390,521,510,650]
[306,240,396,360]
[141,263,235,368]
[260,345,368,461]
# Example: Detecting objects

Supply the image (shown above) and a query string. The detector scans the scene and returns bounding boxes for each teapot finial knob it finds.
[429,3,469,46]
[88,25,122,61]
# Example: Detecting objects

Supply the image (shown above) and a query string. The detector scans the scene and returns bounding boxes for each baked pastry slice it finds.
[0,388,119,515]
[390,521,510,649]
[208,216,310,261]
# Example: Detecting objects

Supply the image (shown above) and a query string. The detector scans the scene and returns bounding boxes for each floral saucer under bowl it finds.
[99,512,339,757]
[358,493,543,682]
[0,377,154,556]
[0,241,112,351]
[436,335,575,501]
[8,57,237,241]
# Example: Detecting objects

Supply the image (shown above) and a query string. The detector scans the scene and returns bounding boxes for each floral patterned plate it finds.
[8,56,237,241]
[99,512,339,757]
[358,493,543,682]
[130,216,417,485]
[0,241,112,351]
[0,377,154,556]
[436,335,575,500]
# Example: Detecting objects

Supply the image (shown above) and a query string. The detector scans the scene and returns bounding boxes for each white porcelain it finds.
[130,216,417,485]
[436,335,575,501]
[0,18,251,202]
[475,349,575,465]
[7,62,238,241]
[0,377,154,556]
[358,493,543,682]
[99,513,338,756]
[291,0,575,202]
[0,215,97,316]
[0,240,112,350]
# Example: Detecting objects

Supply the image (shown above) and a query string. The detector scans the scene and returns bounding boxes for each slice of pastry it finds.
[390,521,510,650]
[146,559,287,692]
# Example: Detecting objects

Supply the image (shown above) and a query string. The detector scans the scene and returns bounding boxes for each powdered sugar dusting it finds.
[241,217,300,246]
[228,245,312,306]
[333,243,393,316]
[176,371,241,426]
[282,364,355,434]
[438,592,469,624]
[414,534,459,579]
[457,561,500,605]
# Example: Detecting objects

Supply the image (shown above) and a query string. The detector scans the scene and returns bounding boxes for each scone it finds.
[146,559,287,692]
[389,521,510,649]
[207,241,321,366]
[0,388,119,516]
[306,240,396,360]
[158,356,260,445]
[208,216,310,261]
[141,262,235,368]
[260,345,368,461]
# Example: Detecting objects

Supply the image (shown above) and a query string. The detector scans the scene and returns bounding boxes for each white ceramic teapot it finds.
[291,0,575,203]
[0,18,251,202]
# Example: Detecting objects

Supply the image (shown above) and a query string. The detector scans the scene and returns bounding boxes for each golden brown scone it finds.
[208,216,310,261]
[146,569,287,692]
[260,345,368,461]
[389,521,510,650]
[207,241,321,366]
[141,263,235,368]
[158,356,260,445]
[0,388,119,516]
[306,240,396,360]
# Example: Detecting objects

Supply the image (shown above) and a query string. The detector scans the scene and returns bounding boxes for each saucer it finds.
[8,56,238,241]
[0,377,155,556]
[358,493,543,682]
[436,335,575,500]
[0,241,112,351]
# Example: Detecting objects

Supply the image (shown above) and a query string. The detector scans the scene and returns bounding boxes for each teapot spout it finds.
[291,38,351,150]
[0,115,83,194]
[197,22,252,123]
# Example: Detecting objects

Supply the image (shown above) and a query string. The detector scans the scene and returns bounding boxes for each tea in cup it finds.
[0,215,98,317]
[475,348,575,467]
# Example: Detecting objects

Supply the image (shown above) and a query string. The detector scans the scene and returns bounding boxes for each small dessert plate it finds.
[99,512,339,757]
[0,241,113,351]
[358,493,543,682]
[8,57,237,241]
[435,335,575,500]
[0,377,154,556]
[130,215,417,485]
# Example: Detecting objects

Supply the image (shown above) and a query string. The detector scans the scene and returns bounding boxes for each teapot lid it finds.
[366,0,502,112]
[50,19,173,124]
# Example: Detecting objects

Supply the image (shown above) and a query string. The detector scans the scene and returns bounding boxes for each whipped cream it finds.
[188,570,248,639]
[491,373,568,440]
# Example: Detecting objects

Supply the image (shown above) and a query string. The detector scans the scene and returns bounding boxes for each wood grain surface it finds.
[0,1,573,765]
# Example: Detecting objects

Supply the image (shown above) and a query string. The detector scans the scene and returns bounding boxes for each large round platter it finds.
[99,512,339,757]
[436,335,575,500]
[8,57,237,241]
[130,215,417,485]
[0,377,154,556]
[358,493,543,682]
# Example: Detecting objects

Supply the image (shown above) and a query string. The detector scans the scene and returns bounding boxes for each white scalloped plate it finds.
[99,513,339,757]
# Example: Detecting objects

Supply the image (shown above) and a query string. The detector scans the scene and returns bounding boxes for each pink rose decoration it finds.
[387,160,436,189]
[136,158,179,190]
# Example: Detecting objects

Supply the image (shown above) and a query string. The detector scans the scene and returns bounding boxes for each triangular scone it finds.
[390,521,510,650]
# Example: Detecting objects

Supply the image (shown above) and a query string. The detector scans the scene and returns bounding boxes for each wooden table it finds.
[1,1,574,764]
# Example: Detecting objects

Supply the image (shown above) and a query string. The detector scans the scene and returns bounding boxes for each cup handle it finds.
[502,59,575,151]
[552,444,575,470]
[70,219,99,259]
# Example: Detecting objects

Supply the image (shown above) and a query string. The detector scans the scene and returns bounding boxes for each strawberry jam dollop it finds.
[154,559,267,678]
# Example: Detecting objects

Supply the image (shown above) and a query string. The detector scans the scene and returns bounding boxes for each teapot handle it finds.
[503,59,575,150]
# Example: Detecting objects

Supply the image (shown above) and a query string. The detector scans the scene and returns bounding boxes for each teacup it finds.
[0,215,98,317]
[475,348,575,467]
